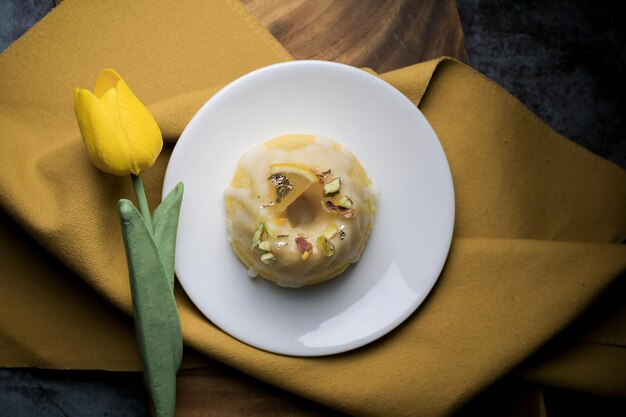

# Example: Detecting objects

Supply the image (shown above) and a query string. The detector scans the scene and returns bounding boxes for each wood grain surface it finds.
[241,0,467,72]
[176,1,466,416]
[177,366,345,416]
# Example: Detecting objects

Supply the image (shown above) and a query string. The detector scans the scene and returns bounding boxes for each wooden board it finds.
[242,0,467,72]
[176,366,344,416]
[176,1,467,416]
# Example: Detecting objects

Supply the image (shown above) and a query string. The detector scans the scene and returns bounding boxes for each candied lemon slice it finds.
[267,162,317,214]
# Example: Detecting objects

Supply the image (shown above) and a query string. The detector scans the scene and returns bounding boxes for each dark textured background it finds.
[458,0,625,169]
[1,0,625,415]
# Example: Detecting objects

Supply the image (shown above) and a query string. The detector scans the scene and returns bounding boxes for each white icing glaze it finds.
[226,134,374,287]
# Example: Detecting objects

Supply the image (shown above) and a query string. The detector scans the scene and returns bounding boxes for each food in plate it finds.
[225,134,375,287]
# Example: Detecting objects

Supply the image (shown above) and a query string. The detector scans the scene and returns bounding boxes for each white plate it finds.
[163,60,454,356]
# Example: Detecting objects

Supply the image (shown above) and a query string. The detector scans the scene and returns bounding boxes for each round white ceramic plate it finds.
[163,60,454,356]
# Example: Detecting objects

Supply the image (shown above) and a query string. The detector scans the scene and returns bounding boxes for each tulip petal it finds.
[98,87,137,172]
[94,68,123,99]
[114,77,163,174]
[74,88,134,175]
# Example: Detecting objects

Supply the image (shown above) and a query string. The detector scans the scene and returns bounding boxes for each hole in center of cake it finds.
[286,195,317,227]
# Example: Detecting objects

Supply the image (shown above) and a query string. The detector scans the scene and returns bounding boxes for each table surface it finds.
[242,0,467,72]
[2,0,625,416]
[175,1,467,415]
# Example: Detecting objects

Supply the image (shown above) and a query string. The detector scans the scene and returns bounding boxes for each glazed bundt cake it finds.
[225,134,375,287]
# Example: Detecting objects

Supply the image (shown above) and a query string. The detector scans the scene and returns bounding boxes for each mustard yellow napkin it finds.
[1,1,625,416]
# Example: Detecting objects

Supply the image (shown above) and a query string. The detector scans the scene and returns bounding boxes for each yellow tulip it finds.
[74,69,162,176]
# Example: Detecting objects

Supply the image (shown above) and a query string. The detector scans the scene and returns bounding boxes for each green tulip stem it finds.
[131,174,153,234]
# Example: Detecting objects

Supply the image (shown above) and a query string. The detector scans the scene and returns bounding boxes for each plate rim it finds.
[163,59,455,356]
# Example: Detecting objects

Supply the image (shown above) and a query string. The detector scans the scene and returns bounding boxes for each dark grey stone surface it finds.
[457,0,626,168]
[1,0,625,416]
[0,0,54,52]
[0,368,149,417]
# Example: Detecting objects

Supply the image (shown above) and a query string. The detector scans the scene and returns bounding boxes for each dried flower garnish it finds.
[258,241,271,252]
[338,195,353,209]
[321,200,356,218]
[267,172,294,203]
[260,252,276,264]
[251,222,266,249]
[339,225,347,240]
[295,235,313,260]
[316,236,335,257]
[323,223,338,239]
[323,177,341,196]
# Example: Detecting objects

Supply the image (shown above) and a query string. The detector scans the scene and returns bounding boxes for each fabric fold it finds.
[1,0,626,416]
[172,238,626,416]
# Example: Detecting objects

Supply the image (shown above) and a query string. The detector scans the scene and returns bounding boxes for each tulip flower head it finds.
[74,69,162,176]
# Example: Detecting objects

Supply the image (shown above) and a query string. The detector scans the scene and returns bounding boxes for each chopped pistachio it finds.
[316,236,335,257]
[321,200,356,218]
[260,252,276,264]
[258,241,271,252]
[323,177,341,196]
[295,235,313,260]
[251,222,265,249]
[323,223,339,240]
[338,195,353,209]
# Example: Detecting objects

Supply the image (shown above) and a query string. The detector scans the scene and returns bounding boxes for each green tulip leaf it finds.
[152,182,184,291]
[118,199,183,417]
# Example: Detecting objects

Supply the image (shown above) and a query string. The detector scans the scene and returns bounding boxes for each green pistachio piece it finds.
[260,252,276,264]
[251,222,265,250]
[323,223,338,239]
[323,177,341,196]
[338,195,353,209]
[316,235,335,257]
[258,241,271,251]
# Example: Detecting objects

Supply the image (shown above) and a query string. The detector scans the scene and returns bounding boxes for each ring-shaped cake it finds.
[225,134,375,287]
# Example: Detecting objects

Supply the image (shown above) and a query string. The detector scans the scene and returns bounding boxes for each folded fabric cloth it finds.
[1,0,625,416]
